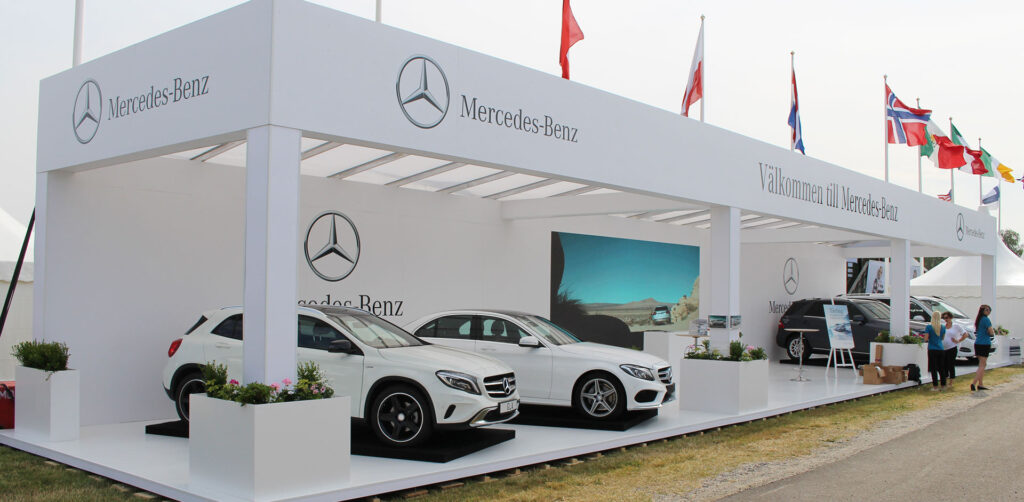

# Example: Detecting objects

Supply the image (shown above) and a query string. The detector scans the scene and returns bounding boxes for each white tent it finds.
[911,239,1024,330]
[0,207,33,282]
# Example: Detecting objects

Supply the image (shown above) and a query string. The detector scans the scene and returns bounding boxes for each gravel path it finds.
[655,373,1024,502]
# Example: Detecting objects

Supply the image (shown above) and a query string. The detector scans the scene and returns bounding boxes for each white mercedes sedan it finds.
[406,310,675,420]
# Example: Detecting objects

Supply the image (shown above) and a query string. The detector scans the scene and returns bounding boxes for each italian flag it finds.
[920,121,987,173]
[981,147,1015,182]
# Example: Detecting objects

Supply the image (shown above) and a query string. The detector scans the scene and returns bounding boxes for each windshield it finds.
[917,297,968,319]
[853,300,890,320]
[326,313,424,349]
[515,315,581,346]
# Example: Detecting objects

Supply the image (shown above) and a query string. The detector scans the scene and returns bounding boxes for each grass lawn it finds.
[381,366,1024,502]
[0,366,1019,502]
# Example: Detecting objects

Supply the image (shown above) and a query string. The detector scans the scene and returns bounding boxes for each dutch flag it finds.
[788,68,804,154]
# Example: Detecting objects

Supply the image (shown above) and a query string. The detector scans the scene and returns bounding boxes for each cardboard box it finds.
[862,364,886,385]
[874,345,884,364]
[883,366,906,384]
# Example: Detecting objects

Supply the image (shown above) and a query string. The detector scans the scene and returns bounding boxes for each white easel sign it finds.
[823,305,855,349]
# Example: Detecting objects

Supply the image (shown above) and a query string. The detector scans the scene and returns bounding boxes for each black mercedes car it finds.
[776,298,927,361]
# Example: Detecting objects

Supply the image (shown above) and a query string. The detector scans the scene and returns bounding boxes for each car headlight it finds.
[436,370,481,395]
[619,364,655,381]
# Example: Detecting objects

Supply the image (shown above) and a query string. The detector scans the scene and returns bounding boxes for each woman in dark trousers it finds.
[971,304,994,391]
[941,312,968,389]
[925,311,947,391]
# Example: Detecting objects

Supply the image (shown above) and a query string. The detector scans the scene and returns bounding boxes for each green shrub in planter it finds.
[202,361,335,406]
[873,330,891,343]
[12,340,70,372]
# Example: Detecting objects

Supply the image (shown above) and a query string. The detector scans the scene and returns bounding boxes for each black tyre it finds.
[573,372,626,420]
[370,385,434,448]
[174,371,206,422]
[786,335,811,362]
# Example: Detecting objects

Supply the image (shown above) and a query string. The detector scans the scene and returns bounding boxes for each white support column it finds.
[889,239,911,337]
[709,206,740,351]
[243,125,301,385]
[981,253,996,311]
[32,172,51,341]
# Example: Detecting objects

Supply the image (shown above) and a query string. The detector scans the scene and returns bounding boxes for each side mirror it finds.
[328,339,353,353]
[912,315,926,322]
[518,336,541,348]
[851,315,865,324]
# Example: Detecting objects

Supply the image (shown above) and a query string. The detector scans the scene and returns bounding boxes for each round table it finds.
[784,328,818,382]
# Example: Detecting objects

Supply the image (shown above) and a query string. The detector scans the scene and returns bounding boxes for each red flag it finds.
[559,0,584,80]
[931,135,988,174]
[963,147,988,175]
[681,21,705,117]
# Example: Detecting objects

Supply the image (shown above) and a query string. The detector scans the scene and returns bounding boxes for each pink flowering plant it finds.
[202,361,334,406]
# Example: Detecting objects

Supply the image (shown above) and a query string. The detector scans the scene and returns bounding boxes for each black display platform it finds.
[145,420,188,438]
[350,424,515,463]
[145,419,515,463]
[510,405,656,431]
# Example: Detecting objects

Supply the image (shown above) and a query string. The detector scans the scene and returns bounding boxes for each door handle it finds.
[480,347,496,352]
[215,343,231,349]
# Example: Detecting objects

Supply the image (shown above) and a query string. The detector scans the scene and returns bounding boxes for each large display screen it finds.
[550,232,700,348]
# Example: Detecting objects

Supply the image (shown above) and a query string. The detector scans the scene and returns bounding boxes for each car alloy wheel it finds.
[578,376,620,418]
[175,373,206,422]
[787,336,810,362]
[374,388,430,446]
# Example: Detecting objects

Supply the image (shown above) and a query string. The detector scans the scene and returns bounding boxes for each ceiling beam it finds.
[191,140,244,162]
[501,192,704,220]
[327,152,407,179]
[386,161,466,187]
[301,141,343,160]
[485,179,560,200]
[439,171,515,194]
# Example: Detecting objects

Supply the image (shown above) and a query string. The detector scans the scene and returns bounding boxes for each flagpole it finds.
[699,15,705,123]
[916,98,923,192]
[883,75,889,183]
[978,137,984,202]
[790,51,794,152]
[375,0,381,22]
[73,0,84,66]
[949,117,956,204]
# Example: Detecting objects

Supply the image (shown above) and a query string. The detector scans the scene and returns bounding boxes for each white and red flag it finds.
[681,19,704,118]
[559,0,584,80]
[885,85,931,146]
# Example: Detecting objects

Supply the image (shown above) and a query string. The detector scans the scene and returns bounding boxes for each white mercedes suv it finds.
[163,305,520,447]
[406,310,675,420]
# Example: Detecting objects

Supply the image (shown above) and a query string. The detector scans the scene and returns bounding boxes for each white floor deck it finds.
[0,359,1007,502]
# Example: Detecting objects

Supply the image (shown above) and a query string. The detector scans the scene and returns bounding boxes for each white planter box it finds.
[14,366,79,442]
[991,337,1016,364]
[678,358,768,415]
[869,342,928,371]
[189,395,351,502]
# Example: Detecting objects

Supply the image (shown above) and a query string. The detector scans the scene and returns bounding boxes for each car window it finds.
[918,297,969,319]
[327,312,424,349]
[803,302,825,317]
[854,300,891,320]
[515,315,580,346]
[428,316,473,340]
[297,315,346,350]
[909,302,930,320]
[480,317,523,344]
[212,314,243,340]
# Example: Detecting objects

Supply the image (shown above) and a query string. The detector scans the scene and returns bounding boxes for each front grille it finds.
[657,366,673,384]
[483,373,516,398]
[482,408,517,423]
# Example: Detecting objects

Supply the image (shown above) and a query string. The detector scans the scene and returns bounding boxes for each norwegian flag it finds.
[886,85,931,146]
[937,190,952,202]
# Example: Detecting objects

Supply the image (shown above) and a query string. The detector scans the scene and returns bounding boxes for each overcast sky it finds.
[2,0,1022,241]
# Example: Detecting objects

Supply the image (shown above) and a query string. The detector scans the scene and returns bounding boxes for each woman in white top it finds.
[941,312,968,389]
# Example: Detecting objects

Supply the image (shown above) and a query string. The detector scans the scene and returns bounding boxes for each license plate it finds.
[499,400,519,414]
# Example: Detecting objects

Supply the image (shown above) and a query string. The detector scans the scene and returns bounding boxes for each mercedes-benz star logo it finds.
[783,257,800,295]
[304,211,361,282]
[72,79,102,144]
[502,377,513,395]
[396,55,450,129]
[956,213,965,241]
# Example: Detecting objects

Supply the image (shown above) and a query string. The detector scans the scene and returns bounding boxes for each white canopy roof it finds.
[912,239,1024,287]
